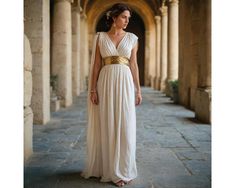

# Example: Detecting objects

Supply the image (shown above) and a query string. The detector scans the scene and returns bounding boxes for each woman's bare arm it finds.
[90,36,102,105]
[129,42,141,94]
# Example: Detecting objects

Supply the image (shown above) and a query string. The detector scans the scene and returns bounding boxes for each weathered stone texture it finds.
[24,71,33,107]
[195,89,211,123]
[167,0,179,81]
[154,16,161,90]
[52,0,73,107]
[179,0,211,123]
[79,16,86,92]
[24,106,33,161]
[24,34,33,161]
[24,0,50,124]
[72,7,81,96]
[159,6,168,92]
[50,100,60,112]
[84,23,89,90]
[24,35,33,71]
[24,35,33,107]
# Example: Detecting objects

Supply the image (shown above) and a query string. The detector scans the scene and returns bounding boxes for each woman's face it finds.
[113,10,131,29]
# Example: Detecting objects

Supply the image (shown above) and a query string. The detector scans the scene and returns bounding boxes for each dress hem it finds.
[81,171,137,183]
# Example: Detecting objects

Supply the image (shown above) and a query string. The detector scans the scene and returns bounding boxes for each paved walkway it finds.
[24,87,211,188]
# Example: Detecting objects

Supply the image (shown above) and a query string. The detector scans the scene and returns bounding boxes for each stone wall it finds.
[194,0,211,123]
[24,34,33,161]
[24,0,50,124]
[179,0,211,123]
[179,0,200,108]
[195,88,211,123]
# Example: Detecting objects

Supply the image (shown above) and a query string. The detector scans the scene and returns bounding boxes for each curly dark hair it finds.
[105,3,132,30]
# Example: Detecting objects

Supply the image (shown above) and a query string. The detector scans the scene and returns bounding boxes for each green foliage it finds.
[169,80,179,92]
[168,80,179,103]
[50,75,58,91]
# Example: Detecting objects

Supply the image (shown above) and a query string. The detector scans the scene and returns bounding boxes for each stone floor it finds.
[24,87,211,188]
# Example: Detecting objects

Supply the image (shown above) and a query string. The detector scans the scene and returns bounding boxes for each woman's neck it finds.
[108,26,125,35]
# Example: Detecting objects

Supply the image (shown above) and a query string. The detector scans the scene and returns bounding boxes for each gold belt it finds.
[102,56,130,66]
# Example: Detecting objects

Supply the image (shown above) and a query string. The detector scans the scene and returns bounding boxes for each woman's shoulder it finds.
[95,31,108,37]
[127,32,138,40]
[128,32,138,40]
[95,32,106,41]
[95,31,105,36]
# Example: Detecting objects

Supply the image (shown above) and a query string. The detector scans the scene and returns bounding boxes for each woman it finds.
[82,3,142,187]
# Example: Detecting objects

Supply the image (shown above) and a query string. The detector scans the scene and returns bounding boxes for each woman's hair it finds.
[105,3,132,30]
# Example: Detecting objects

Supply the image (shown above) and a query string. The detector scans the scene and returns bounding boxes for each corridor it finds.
[24,87,211,188]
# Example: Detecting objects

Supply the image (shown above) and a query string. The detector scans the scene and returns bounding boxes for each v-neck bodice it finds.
[98,31,138,59]
[105,32,128,50]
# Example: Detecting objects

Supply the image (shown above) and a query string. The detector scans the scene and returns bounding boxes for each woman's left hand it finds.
[135,93,142,106]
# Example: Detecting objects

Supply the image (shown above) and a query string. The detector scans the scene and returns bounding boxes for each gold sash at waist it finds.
[102,56,130,66]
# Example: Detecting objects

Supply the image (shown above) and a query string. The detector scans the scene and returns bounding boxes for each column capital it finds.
[154,16,161,23]
[160,6,168,16]
[169,0,179,5]
[72,6,79,13]
[72,4,81,13]
[71,0,80,11]
[80,13,87,20]
[55,0,74,4]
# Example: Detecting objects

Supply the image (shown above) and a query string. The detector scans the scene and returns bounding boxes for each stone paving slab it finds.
[24,87,211,188]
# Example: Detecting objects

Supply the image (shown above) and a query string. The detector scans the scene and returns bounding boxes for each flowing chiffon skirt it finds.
[96,64,137,183]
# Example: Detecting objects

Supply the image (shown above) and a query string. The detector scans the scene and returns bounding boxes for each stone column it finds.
[166,0,179,96]
[24,0,50,124]
[195,0,211,123]
[144,30,151,87]
[159,5,168,91]
[72,3,81,96]
[84,19,89,90]
[197,2,211,90]
[24,35,33,161]
[80,13,86,92]
[154,16,161,90]
[167,0,179,81]
[52,0,73,107]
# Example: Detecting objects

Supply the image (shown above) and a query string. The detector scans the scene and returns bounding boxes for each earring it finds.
[113,22,116,27]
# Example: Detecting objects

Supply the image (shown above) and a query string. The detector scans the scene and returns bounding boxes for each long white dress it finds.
[82,31,138,183]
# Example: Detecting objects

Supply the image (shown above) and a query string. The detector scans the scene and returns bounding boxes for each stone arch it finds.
[87,0,157,86]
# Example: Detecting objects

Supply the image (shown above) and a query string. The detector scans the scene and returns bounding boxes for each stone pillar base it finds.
[24,107,33,162]
[150,76,155,89]
[189,87,197,110]
[51,100,60,112]
[165,81,171,97]
[195,88,211,124]
[160,79,166,92]
[58,98,72,108]
[149,75,155,88]
[154,77,160,90]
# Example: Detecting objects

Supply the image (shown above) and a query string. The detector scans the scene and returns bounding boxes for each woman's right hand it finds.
[90,91,99,105]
